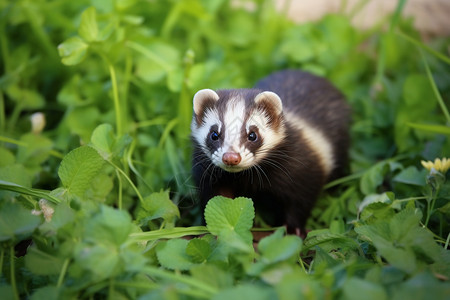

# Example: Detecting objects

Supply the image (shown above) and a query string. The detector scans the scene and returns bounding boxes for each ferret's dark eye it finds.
[248,132,257,142]
[210,131,219,141]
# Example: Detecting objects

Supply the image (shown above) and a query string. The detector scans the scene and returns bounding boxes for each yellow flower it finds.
[421,158,450,173]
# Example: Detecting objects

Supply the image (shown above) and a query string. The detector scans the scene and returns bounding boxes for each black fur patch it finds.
[242,125,263,154]
[205,124,221,152]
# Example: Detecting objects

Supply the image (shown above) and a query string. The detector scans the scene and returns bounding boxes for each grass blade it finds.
[420,50,450,123]
[397,31,450,65]
[128,226,208,243]
[407,122,450,135]
[0,180,60,204]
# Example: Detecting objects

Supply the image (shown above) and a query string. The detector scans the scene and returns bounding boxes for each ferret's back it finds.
[255,70,351,179]
[255,70,348,124]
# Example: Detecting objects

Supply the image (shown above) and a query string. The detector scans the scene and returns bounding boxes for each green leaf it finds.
[71,207,134,280]
[137,191,180,227]
[437,201,450,216]
[156,239,193,271]
[74,242,121,279]
[257,229,302,263]
[392,271,450,300]
[57,37,88,66]
[403,74,434,109]
[212,284,277,300]
[342,278,387,300]
[190,264,233,289]
[186,238,211,263]
[167,68,183,92]
[131,41,180,83]
[121,248,148,273]
[358,192,395,215]
[6,87,45,109]
[90,123,132,161]
[302,230,361,254]
[204,196,255,245]
[0,147,15,167]
[90,123,116,160]
[360,161,389,195]
[84,172,114,202]
[39,202,75,233]
[25,246,66,275]
[0,202,42,242]
[65,106,101,142]
[30,286,61,300]
[78,7,99,42]
[275,269,325,300]
[393,166,427,186]
[355,208,446,274]
[0,165,32,199]
[249,229,303,276]
[0,286,14,300]
[58,145,105,198]
[16,134,53,173]
[84,205,132,246]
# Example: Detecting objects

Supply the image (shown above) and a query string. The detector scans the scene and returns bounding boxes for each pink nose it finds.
[222,152,241,166]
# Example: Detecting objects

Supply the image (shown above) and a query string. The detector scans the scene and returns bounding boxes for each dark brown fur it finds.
[192,70,351,233]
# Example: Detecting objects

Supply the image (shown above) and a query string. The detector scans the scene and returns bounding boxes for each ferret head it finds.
[191,88,286,173]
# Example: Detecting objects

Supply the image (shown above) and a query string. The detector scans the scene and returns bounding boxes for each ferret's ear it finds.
[254,91,283,115]
[193,89,220,116]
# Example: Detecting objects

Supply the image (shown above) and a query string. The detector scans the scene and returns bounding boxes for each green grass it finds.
[0,0,449,299]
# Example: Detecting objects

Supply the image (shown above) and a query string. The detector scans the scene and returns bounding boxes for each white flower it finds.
[39,199,54,222]
[31,112,46,134]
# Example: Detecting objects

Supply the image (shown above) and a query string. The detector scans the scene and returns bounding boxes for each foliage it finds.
[1,0,450,299]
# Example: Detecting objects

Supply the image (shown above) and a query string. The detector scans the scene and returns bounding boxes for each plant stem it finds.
[0,136,64,159]
[109,161,144,204]
[10,246,19,300]
[0,136,27,147]
[122,50,132,119]
[8,103,23,133]
[141,266,218,296]
[389,0,407,32]
[117,280,210,299]
[157,118,179,149]
[21,2,58,59]
[397,31,450,65]
[0,249,4,277]
[0,92,5,136]
[126,140,154,193]
[298,256,308,274]
[424,186,439,227]
[57,258,70,288]
[126,41,172,71]
[134,117,167,129]
[323,172,363,189]
[108,278,114,300]
[178,49,194,140]
[128,226,208,243]
[420,49,450,124]
[348,0,370,19]
[108,63,123,137]
[116,169,123,210]
[0,181,61,204]
[445,232,450,249]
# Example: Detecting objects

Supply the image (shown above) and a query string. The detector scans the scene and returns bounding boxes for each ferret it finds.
[191,70,351,235]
